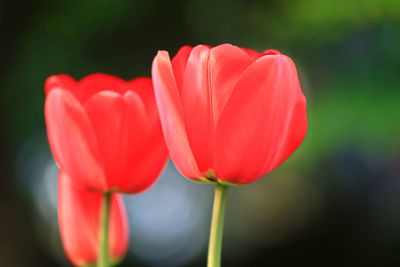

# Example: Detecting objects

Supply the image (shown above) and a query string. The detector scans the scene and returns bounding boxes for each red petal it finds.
[267,72,308,172]
[209,44,254,124]
[180,45,212,172]
[241,47,261,59]
[171,45,192,92]
[241,48,281,59]
[77,73,128,103]
[58,171,128,266]
[180,44,253,173]
[123,129,168,193]
[109,191,129,262]
[45,89,106,191]
[45,74,78,96]
[124,78,169,193]
[215,55,307,183]
[84,90,151,192]
[128,77,159,122]
[152,51,201,179]
[261,49,281,56]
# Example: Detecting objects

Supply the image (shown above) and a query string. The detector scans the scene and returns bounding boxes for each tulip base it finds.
[98,192,112,267]
[207,184,229,267]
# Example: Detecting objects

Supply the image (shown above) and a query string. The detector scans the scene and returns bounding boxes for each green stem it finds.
[98,192,112,267]
[207,184,229,267]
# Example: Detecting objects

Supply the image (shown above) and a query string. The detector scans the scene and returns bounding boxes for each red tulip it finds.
[45,74,168,193]
[152,44,307,184]
[58,171,128,266]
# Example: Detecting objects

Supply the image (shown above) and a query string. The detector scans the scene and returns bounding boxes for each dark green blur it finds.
[0,0,399,266]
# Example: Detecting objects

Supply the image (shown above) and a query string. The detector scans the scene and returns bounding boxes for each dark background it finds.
[1,0,400,266]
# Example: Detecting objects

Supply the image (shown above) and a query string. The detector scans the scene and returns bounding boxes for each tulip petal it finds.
[123,130,168,193]
[180,45,212,172]
[215,55,307,183]
[58,171,128,266]
[171,45,192,91]
[58,172,98,265]
[261,49,281,56]
[45,89,106,191]
[267,82,308,173]
[78,73,128,103]
[84,90,151,192]
[152,51,201,179]
[109,192,129,263]
[129,77,160,122]
[241,47,261,59]
[209,44,254,123]
[124,78,169,193]
[241,48,281,59]
[180,44,253,173]
[45,74,78,96]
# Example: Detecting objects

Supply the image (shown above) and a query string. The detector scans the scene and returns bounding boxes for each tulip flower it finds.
[45,73,168,267]
[58,171,128,266]
[45,73,167,193]
[152,44,307,267]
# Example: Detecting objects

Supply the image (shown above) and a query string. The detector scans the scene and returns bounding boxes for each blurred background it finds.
[1,0,400,266]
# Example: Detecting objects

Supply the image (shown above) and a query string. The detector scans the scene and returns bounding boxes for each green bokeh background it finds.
[0,0,399,266]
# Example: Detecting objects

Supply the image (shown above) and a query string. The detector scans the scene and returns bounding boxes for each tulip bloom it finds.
[45,74,168,193]
[58,172,128,266]
[152,44,307,185]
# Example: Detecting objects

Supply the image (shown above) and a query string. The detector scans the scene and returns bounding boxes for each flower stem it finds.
[207,184,229,267]
[98,192,112,267]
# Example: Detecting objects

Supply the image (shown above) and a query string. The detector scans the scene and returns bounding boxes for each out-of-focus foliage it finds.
[0,0,399,266]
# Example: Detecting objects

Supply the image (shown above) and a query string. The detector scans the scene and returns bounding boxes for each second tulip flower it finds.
[45,74,168,193]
